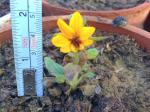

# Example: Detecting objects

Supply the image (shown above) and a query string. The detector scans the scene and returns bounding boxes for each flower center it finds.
[71,37,81,48]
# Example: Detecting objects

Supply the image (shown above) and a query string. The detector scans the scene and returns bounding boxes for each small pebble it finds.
[0,54,5,67]
[48,87,62,97]
[43,77,55,88]
[0,69,4,76]
[40,97,52,106]
[112,16,127,27]
[80,84,96,97]
[95,84,102,95]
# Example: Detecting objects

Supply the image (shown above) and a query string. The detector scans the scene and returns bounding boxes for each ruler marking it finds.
[11,0,43,96]
[27,0,31,69]
[29,32,36,34]
[11,10,28,11]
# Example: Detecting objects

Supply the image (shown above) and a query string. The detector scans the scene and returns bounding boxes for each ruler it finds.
[10,0,43,96]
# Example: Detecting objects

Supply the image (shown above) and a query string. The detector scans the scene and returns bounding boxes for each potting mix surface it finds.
[0,29,150,112]
[48,0,147,10]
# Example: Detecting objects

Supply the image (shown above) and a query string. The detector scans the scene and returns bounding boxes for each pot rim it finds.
[0,15,150,54]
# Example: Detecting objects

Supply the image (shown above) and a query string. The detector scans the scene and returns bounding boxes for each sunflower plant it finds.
[44,12,101,92]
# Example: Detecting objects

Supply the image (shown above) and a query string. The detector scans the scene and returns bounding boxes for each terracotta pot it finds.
[0,16,150,54]
[42,1,150,28]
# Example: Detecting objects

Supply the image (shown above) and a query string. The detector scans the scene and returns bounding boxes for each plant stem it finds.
[91,36,105,41]
[73,52,79,64]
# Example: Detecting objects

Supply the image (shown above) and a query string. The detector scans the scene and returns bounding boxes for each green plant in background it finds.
[44,11,103,93]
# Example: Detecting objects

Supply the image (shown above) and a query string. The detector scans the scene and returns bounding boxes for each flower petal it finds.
[57,18,75,39]
[60,44,71,53]
[71,44,78,52]
[79,44,85,50]
[79,27,95,41]
[51,34,70,47]
[69,12,83,35]
[83,39,94,47]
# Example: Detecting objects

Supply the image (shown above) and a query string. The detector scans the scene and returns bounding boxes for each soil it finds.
[0,0,10,17]
[48,0,148,11]
[0,29,150,112]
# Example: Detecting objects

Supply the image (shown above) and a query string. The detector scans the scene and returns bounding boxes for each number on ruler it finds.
[19,12,27,17]
[22,58,29,61]
[31,37,37,49]
[31,51,37,55]
[30,14,35,18]
[22,37,29,48]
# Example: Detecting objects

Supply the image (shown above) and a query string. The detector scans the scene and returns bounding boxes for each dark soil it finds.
[0,29,150,112]
[0,0,10,17]
[48,0,147,11]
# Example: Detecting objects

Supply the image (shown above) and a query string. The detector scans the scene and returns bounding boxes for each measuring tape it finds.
[10,0,43,96]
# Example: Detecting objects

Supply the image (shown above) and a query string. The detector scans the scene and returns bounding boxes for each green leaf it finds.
[85,72,96,79]
[69,73,82,90]
[86,48,99,59]
[82,63,89,72]
[64,63,83,90]
[55,75,66,83]
[44,57,65,77]
[64,63,81,81]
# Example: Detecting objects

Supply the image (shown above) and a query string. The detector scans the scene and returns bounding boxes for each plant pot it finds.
[0,16,150,54]
[1,15,150,111]
[42,1,150,29]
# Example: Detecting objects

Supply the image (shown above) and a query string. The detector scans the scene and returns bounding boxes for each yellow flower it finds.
[51,12,95,53]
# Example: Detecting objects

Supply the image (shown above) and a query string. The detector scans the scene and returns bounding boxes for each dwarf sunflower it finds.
[51,12,95,53]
